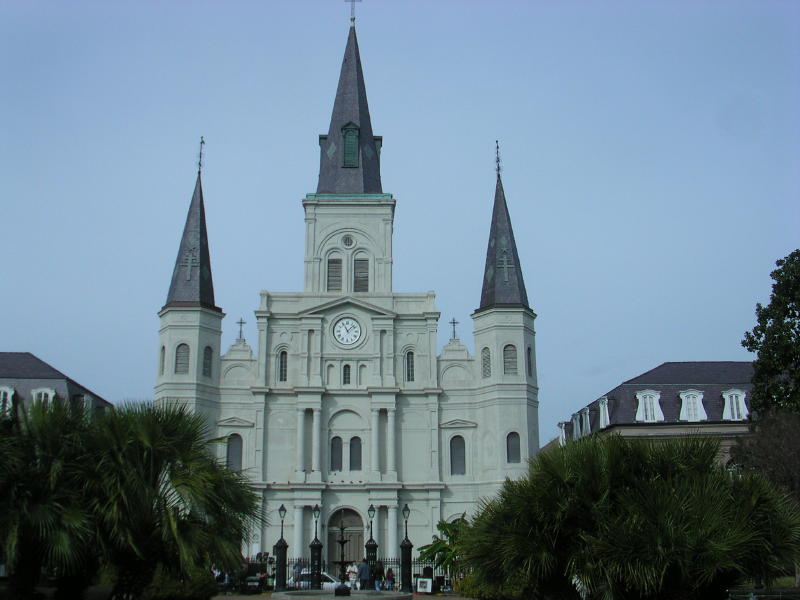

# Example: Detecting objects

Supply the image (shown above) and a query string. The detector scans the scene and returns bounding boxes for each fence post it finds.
[400,537,413,593]
[273,538,288,591]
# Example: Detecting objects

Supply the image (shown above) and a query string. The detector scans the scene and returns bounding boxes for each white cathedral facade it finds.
[155,24,539,562]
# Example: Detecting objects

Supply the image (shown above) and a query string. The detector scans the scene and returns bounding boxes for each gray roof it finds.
[476,175,529,312]
[564,361,754,436]
[0,352,111,406]
[316,25,383,194]
[164,171,219,311]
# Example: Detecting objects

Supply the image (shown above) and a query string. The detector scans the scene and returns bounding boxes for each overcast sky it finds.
[1,0,797,444]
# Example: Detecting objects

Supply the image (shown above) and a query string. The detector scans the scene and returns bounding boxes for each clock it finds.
[333,317,362,345]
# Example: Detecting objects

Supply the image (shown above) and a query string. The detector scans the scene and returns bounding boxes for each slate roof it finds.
[164,171,220,311]
[0,352,111,406]
[316,25,383,194]
[563,362,754,437]
[476,174,529,313]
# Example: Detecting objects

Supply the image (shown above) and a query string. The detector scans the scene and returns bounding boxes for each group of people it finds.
[347,558,394,591]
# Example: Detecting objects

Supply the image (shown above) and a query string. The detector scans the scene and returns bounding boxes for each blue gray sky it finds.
[1,0,797,444]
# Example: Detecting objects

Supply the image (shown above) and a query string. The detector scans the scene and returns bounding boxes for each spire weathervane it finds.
[345,0,361,24]
[495,139,502,177]
[198,136,205,173]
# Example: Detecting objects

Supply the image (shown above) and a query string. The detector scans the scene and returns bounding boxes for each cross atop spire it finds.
[495,140,501,178]
[345,0,362,25]
[197,136,205,173]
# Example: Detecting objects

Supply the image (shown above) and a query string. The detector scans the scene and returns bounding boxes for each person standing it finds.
[357,557,371,591]
[385,567,395,591]
[373,560,385,591]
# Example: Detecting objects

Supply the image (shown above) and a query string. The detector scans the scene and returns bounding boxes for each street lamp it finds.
[400,503,413,593]
[310,504,322,590]
[365,504,378,589]
[367,504,376,541]
[273,504,288,591]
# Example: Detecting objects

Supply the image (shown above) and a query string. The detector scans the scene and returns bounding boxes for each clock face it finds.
[333,317,362,345]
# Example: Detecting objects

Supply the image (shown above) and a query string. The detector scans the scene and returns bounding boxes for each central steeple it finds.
[316,25,382,194]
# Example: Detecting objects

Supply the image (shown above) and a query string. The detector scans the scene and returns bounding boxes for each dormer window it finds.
[679,389,707,422]
[342,123,359,167]
[635,389,664,423]
[722,389,749,421]
[31,387,56,408]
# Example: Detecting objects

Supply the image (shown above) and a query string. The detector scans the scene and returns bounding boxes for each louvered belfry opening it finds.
[503,345,518,375]
[202,346,213,377]
[327,258,342,291]
[481,347,491,378]
[175,344,190,374]
[353,258,369,291]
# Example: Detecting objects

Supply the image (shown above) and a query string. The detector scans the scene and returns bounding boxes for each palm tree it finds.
[0,400,95,599]
[83,403,261,600]
[462,435,800,600]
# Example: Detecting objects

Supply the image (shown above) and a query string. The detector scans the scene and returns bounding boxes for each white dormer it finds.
[722,389,748,421]
[598,396,610,429]
[31,387,57,406]
[679,389,707,422]
[558,422,566,446]
[571,413,582,439]
[580,407,591,436]
[635,389,664,423]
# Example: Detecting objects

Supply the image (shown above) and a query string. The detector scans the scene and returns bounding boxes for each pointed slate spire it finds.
[163,170,220,312]
[316,25,382,194]
[477,174,530,312]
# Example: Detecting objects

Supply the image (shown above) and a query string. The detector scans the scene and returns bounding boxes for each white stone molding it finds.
[580,407,591,435]
[558,422,566,446]
[678,389,707,422]
[722,388,749,421]
[440,419,478,429]
[216,416,255,428]
[571,413,581,439]
[635,389,664,422]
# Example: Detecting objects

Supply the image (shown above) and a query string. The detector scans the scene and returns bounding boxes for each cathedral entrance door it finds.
[327,508,364,572]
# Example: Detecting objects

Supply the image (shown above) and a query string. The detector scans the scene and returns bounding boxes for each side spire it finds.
[476,144,529,312]
[316,24,382,194]
[163,144,219,312]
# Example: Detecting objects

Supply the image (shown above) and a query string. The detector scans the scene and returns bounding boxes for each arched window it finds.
[350,436,362,471]
[405,351,415,382]
[342,123,359,167]
[327,257,342,292]
[202,346,213,377]
[159,346,165,376]
[175,344,190,374]
[503,345,518,375]
[450,435,465,475]
[330,436,343,471]
[353,257,369,292]
[226,434,243,471]
[526,347,532,376]
[278,351,288,382]
[481,347,491,378]
[343,364,351,385]
[506,432,521,463]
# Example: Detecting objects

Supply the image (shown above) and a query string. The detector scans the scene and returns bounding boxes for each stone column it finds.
[296,409,305,473]
[387,408,397,472]
[293,505,304,558]
[370,408,380,474]
[388,505,399,559]
[312,408,321,473]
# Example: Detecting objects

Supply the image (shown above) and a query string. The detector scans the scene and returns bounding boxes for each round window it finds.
[342,234,354,248]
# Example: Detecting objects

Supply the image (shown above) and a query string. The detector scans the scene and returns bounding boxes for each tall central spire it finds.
[316,25,382,194]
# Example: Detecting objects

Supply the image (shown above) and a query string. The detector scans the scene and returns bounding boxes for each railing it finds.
[728,592,800,599]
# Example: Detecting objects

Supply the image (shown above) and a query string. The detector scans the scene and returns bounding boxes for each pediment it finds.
[440,419,478,429]
[216,416,254,428]
[300,296,396,318]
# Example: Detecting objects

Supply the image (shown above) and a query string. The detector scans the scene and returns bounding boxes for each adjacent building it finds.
[154,24,539,561]
[554,361,753,463]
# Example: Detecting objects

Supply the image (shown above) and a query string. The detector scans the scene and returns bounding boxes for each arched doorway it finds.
[327,508,364,569]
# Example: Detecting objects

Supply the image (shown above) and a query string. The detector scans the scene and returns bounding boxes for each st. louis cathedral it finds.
[155,23,538,562]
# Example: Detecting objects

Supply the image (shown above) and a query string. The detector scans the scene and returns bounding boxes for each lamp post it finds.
[336,513,348,585]
[400,503,413,593]
[273,504,288,591]
[365,504,377,590]
[310,504,322,590]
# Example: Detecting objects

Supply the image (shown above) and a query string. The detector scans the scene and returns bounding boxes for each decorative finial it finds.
[495,140,501,178]
[198,136,205,173]
[449,317,459,340]
[345,0,362,24]
[237,317,246,340]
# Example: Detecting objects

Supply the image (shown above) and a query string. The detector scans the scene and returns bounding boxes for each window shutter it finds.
[175,344,190,374]
[343,364,351,385]
[202,346,213,377]
[405,352,415,382]
[353,259,369,292]
[481,348,491,378]
[278,351,288,382]
[327,258,342,291]
[503,345,518,375]
[226,434,243,471]
[160,346,165,376]
[350,436,362,471]
[450,436,466,475]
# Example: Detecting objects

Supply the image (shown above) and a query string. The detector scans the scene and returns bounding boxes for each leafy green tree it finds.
[418,514,469,574]
[742,249,800,414]
[461,435,800,600]
[0,400,95,599]
[83,403,262,600]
